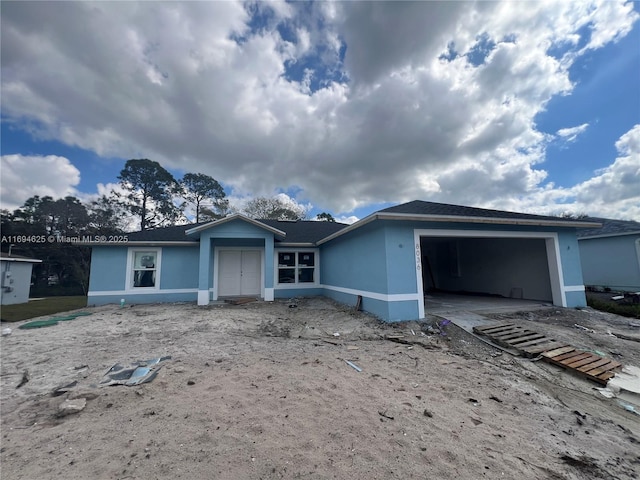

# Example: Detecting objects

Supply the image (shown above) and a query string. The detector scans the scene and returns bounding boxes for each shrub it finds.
[586,296,640,319]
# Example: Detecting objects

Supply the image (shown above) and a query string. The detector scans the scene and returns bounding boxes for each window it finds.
[277,251,317,285]
[129,250,160,289]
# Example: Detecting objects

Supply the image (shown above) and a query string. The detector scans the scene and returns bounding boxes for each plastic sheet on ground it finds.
[100,356,171,386]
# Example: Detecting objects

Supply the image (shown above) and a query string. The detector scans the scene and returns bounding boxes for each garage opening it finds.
[419,234,559,310]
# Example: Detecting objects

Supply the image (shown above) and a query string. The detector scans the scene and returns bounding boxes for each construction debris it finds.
[58,398,86,417]
[101,356,171,386]
[344,359,362,372]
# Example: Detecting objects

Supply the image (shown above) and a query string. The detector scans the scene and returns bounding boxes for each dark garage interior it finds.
[420,236,554,303]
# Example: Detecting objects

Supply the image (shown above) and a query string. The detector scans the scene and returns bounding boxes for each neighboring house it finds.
[85,200,598,322]
[577,217,640,292]
[0,253,42,305]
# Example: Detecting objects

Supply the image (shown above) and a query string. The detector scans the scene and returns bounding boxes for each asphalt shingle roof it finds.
[380,200,587,223]
[124,219,348,244]
[576,217,640,238]
[125,224,201,242]
[113,200,605,245]
[259,220,347,243]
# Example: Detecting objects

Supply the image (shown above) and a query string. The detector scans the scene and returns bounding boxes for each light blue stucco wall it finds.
[87,219,588,317]
[159,247,200,289]
[87,245,199,306]
[579,235,640,291]
[557,230,585,288]
[189,219,275,301]
[321,222,388,294]
[320,221,421,321]
[88,246,128,292]
[89,292,198,306]
[274,287,324,298]
[321,220,587,320]
[382,223,420,295]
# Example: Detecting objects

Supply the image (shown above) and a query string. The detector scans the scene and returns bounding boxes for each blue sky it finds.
[1,1,639,224]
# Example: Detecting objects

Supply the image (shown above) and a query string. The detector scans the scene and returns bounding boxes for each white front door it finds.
[240,250,261,295]
[218,250,261,297]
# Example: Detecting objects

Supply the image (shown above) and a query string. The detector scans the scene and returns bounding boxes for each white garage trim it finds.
[563,285,585,292]
[413,229,566,319]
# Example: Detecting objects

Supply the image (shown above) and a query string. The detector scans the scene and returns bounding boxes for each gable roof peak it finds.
[185,213,286,237]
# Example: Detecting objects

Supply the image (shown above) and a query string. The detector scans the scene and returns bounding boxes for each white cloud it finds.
[496,125,640,219]
[0,154,80,211]
[334,215,359,225]
[568,124,640,217]
[0,1,638,219]
[557,123,590,142]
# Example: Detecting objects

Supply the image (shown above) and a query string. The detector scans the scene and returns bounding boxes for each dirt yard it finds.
[1,297,639,480]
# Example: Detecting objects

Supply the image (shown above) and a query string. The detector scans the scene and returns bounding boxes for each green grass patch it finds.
[587,296,640,319]
[1,296,88,322]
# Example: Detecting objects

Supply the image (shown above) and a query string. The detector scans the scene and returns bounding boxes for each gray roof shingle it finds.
[124,219,347,244]
[125,224,201,242]
[259,220,347,244]
[107,200,605,245]
[379,200,582,223]
[576,217,640,238]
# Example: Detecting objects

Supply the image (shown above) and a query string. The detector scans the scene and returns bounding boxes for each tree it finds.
[117,159,180,230]
[197,202,231,223]
[242,196,307,220]
[180,173,227,223]
[87,194,128,234]
[4,196,94,294]
[316,212,335,222]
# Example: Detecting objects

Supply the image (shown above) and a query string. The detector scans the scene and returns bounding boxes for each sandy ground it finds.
[1,297,639,480]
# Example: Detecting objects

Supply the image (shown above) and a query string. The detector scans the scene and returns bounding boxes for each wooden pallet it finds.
[224,297,257,305]
[541,346,622,385]
[472,322,568,357]
[473,322,623,385]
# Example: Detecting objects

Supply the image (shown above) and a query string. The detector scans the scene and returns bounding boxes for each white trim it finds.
[414,228,567,318]
[636,238,640,276]
[125,247,162,292]
[546,237,566,307]
[0,257,42,263]
[377,212,600,228]
[264,287,274,301]
[275,283,322,290]
[89,288,196,296]
[277,243,317,247]
[414,229,564,239]
[318,211,600,245]
[578,231,640,240]
[414,230,425,319]
[212,247,265,300]
[197,290,209,305]
[79,241,197,246]
[186,214,286,237]
[563,285,585,292]
[322,284,420,302]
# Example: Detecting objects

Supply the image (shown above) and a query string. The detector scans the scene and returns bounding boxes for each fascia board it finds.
[185,214,286,238]
[317,212,601,244]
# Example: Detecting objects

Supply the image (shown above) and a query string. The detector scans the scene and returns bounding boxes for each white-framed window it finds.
[276,250,318,285]
[126,248,162,290]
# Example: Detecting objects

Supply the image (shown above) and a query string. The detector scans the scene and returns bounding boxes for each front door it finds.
[218,250,261,297]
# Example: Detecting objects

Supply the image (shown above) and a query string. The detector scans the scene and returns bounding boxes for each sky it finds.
[1,0,639,225]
